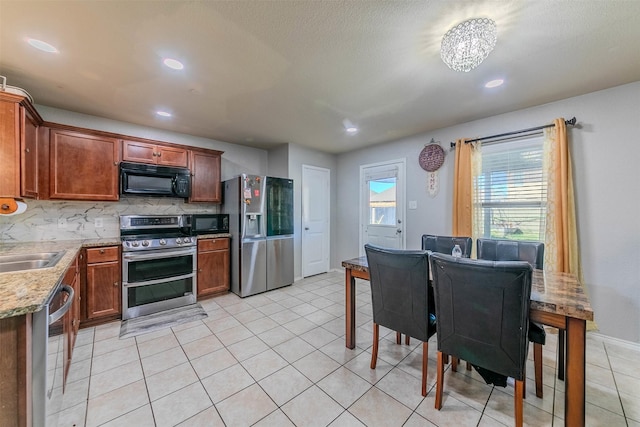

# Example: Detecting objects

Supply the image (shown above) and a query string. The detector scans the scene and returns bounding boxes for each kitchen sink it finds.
[0,251,66,273]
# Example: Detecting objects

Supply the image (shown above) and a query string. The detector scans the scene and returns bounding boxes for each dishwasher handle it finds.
[48,285,74,325]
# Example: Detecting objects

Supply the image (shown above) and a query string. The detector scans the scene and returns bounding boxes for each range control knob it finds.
[132,241,140,247]
[142,240,150,247]
[183,237,191,244]
[176,238,182,244]
[159,239,167,246]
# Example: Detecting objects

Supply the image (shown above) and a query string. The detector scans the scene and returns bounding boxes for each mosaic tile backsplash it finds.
[0,197,220,244]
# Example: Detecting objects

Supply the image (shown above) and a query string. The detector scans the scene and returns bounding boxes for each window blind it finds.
[474,137,546,241]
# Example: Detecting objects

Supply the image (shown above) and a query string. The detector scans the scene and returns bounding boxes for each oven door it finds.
[122,247,197,319]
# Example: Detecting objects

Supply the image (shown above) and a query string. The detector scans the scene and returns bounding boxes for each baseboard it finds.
[589,331,640,350]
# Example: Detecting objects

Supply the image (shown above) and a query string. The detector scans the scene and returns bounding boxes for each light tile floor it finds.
[48,272,640,426]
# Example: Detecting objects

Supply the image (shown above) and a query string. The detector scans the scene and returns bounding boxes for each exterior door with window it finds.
[360,159,406,254]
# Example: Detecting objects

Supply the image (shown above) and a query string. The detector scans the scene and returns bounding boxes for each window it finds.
[473,137,546,241]
[368,177,397,225]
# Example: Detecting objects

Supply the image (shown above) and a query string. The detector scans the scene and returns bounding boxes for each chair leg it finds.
[514,379,524,427]
[406,335,410,345]
[435,351,445,409]
[534,342,543,398]
[371,323,379,369]
[452,356,458,372]
[466,361,472,371]
[422,342,428,396]
[558,329,565,381]
[396,331,401,344]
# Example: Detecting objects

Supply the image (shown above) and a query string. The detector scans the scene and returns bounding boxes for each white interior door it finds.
[302,165,330,277]
[360,159,406,255]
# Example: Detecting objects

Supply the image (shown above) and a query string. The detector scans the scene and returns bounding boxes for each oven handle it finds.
[49,285,74,325]
[122,248,196,261]
[123,273,195,288]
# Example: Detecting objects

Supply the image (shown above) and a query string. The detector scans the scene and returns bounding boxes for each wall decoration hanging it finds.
[418,139,445,197]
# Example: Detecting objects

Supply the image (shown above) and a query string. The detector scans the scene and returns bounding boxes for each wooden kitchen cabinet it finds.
[49,129,120,201]
[189,149,223,203]
[0,92,42,199]
[122,139,188,167]
[83,246,121,322]
[197,237,230,297]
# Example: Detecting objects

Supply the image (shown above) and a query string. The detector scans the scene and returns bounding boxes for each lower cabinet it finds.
[83,246,121,323]
[197,238,230,297]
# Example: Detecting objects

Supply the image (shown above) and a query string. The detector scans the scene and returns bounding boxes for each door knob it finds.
[397,229,402,234]
[305,227,309,230]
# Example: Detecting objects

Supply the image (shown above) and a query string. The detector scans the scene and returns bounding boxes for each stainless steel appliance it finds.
[182,213,229,235]
[266,177,294,290]
[32,282,75,427]
[223,175,294,298]
[120,215,197,320]
[120,161,191,198]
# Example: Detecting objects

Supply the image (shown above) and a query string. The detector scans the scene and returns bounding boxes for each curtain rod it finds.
[449,117,577,148]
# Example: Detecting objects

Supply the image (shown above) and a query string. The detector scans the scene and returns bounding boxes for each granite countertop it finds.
[0,234,231,320]
[0,238,119,319]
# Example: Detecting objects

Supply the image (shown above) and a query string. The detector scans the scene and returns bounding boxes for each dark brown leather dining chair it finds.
[421,234,472,258]
[476,238,557,399]
[430,253,533,427]
[364,244,437,396]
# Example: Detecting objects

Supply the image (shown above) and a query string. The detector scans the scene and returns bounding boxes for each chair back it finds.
[422,235,472,257]
[364,244,434,342]
[430,253,532,380]
[476,238,544,269]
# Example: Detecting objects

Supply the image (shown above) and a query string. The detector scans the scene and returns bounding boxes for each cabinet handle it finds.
[114,282,119,287]
[198,269,202,273]
[25,148,30,153]
[157,152,162,157]
[99,249,105,254]
[152,152,157,156]
[114,162,118,166]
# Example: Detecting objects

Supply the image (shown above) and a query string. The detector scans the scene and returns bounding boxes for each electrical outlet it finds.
[58,218,67,229]
[408,200,418,210]
[94,218,104,228]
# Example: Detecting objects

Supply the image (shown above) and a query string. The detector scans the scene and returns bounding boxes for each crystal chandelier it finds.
[440,18,497,72]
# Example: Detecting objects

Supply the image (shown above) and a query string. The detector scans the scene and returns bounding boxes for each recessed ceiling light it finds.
[163,58,184,70]
[26,38,58,53]
[343,119,358,135]
[156,111,172,117]
[485,79,504,88]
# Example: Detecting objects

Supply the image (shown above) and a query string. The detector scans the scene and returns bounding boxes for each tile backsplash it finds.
[0,197,219,244]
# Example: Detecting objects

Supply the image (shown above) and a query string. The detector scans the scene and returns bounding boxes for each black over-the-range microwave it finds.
[120,161,191,198]
[183,214,229,235]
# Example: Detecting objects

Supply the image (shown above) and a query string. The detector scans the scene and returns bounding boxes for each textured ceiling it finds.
[1,1,639,154]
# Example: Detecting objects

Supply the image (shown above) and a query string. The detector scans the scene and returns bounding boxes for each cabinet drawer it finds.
[198,238,229,251]
[86,246,119,263]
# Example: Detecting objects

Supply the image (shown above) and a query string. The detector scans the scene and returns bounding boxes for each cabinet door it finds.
[50,130,119,200]
[86,260,121,319]
[0,100,20,198]
[20,106,38,198]
[189,150,222,203]
[197,239,230,297]
[156,145,188,167]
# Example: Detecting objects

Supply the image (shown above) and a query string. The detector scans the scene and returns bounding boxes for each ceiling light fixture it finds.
[343,119,358,135]
[440,18,497,72]
[156,111,172,117]
[163,58,184,70]
[485,78,504,88]
[26,38,59,53]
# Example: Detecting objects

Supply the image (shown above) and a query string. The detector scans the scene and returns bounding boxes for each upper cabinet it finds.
[122,139,188,168]
[49,129,120,201]
[0,92,42,198]
[189,149,223,203]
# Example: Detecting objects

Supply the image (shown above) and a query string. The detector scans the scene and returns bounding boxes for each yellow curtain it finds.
[452,139,473,237]
[543,118,595,329]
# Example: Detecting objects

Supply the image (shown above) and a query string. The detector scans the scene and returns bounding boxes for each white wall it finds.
[335,82,640,343]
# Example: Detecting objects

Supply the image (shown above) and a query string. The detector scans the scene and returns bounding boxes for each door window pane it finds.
[368,178,396,225]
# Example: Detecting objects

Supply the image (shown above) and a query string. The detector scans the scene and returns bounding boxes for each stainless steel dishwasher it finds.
[32,281,75,426]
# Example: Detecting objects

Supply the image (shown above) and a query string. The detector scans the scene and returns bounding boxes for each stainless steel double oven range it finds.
[120,215,197,320]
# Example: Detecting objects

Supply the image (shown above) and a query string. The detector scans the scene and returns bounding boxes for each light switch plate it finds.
[409,200,417,210]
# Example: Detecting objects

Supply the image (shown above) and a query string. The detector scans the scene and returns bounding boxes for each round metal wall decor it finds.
[418,143,445,172]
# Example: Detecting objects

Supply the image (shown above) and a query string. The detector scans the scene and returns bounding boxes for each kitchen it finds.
[1,1,640,426]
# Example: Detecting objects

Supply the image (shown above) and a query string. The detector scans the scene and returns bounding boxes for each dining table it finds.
[342,256,594,427]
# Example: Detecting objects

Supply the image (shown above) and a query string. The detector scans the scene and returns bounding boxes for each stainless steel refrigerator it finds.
[223,175,293,297]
